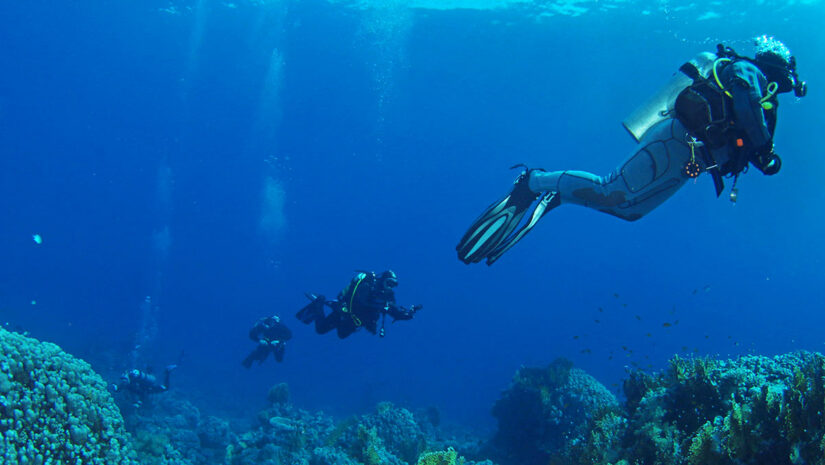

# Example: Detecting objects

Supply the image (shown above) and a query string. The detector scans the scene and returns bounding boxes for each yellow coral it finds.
[416,447,465,465]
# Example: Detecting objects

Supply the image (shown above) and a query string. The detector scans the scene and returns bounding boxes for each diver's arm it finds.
[728,61,772,151]
[387,304,420,322]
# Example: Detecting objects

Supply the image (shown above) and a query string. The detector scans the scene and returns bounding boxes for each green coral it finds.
[0,327,136,464]
[355,425,384,465]
[416,447,465,465]
[572,408,626,465]
[687,421,723,465]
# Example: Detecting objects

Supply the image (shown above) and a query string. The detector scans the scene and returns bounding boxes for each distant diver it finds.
[296,270,422,339]
[241,315,292,368]
[112,364,177,407]
[457,36,807,265]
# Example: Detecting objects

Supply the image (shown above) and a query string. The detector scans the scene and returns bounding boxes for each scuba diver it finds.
[296,270,422,339]
[241,315,292,368]
[457,36,807,265]
[112,364,177,407]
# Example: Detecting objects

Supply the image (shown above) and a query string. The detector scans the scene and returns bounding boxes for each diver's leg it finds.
[529,119,695,221]
[337,320,357,339]
[314,312,340,335]
[274,343,285,362]
[241,350,257,368]
[241,345,267,368]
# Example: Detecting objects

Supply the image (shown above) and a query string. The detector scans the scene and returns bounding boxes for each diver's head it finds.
[753,35,806,97]
[379,270,398,291]
[263,315,280,327]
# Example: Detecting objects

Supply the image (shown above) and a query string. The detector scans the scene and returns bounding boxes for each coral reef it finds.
[489,357,620,465]
[0,327,136,464]
[619,352,825,465]
[122,392,236,465]
[13,323,824,465]
[491,352,825,465]
[120,378,496,465]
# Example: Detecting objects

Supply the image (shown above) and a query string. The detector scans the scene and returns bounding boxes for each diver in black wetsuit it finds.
[242,315,292,367]
[296,270,421,339]
[112,365,177,407]
[457,36,807,265]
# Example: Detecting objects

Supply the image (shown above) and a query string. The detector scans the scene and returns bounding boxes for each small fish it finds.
[580,348,592,354]
[681,346,689,352]
[608,356,613,360]
[705,335,710,339]
[32,234,42,245]
[692,289,698,295]
[703,285,712,292]
[30,300,36,306]
[646,333,652,337]
[613,293,620,298]
[621,345,629,351]
[573,335,579,340]
[598,307,604,313]
[673,320,680,325]
[622,303,628,308]
[594,319,601,324]
[663,322,672,328]
[635,315,641,321]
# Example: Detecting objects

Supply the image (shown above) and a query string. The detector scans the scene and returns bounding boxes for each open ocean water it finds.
[1,1,824,463]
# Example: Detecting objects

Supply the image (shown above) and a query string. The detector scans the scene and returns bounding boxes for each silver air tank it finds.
[622,51,717,142]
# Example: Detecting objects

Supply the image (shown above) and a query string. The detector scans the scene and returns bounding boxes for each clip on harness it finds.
[683,137,703,178]
[343,274,366,327]
[343,273,390,336]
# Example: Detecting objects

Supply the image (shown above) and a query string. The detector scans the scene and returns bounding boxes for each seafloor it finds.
[2,327,825,465]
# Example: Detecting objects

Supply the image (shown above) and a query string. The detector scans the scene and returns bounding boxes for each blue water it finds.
[1,0,824,429]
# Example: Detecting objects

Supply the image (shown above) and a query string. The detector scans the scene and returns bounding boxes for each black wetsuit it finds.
[715,59,781,175]
[114,367,172,403]
[314,273,414,339]
[242,318,292,367]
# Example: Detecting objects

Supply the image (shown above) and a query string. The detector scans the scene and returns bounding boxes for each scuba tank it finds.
[622,51,717,142]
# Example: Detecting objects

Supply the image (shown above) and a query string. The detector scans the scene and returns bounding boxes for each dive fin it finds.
[457,166,558,265]
[485,191,559,265]
[296,294,325,324]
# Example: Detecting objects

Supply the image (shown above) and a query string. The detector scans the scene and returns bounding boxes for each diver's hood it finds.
[755,52,795,93]
[754,52,807,97]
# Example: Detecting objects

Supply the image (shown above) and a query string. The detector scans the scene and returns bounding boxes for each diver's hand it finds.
[410,304,423,313]
[762,152,781,175]
[259,339,268,346]
[754,144,781,175]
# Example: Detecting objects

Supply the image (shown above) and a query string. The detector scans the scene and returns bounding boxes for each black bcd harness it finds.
[673,44,778,197]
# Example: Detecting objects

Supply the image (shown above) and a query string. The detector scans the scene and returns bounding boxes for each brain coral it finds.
[0,327,136,464]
